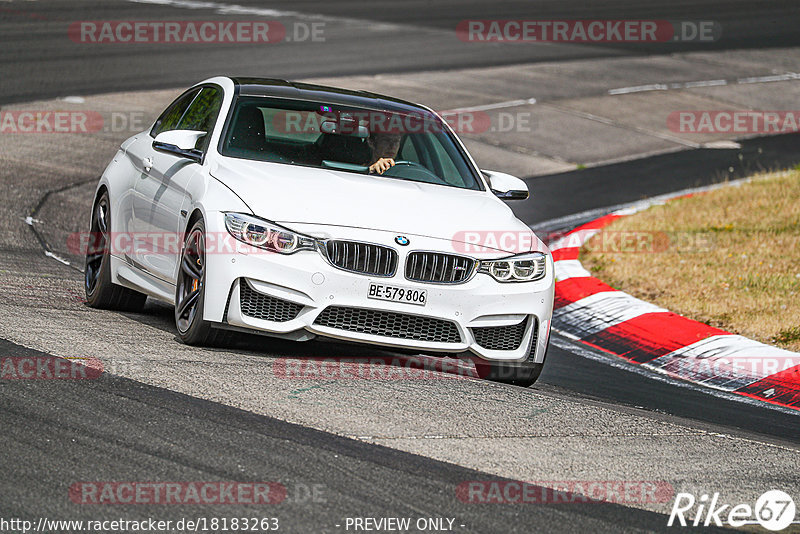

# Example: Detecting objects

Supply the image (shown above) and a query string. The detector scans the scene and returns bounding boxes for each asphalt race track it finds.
[2,1,800,533]
[2,0,800,103]
[2,338,711,533]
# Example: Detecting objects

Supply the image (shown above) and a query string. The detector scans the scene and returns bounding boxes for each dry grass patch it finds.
[581,170,800,352]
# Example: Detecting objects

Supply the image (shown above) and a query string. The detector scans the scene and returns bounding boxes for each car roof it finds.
[229,77,431,114]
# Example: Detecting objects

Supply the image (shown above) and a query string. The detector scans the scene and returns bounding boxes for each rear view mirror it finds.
[320,119,369,138]
[152,130,206,162]
[483,170,529,200]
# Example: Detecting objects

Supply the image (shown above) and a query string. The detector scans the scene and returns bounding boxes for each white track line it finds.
[737,72,800,84]
[128,0,308,18]
[448,98,537,113]
[44,250,71,266]
[609,72,800,95]
[608,83,669,95]
[126,0,429,32]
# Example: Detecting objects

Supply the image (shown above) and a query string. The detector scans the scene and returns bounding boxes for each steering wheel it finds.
[384,160,446,184]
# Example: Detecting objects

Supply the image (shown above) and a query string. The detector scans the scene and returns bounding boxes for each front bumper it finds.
[202,213,554,363]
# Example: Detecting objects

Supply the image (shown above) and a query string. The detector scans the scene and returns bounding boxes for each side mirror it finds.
[483,170,529,200]
[152,130,206,162]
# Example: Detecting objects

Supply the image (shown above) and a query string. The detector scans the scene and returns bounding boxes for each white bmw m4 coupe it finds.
[85,77,554,386]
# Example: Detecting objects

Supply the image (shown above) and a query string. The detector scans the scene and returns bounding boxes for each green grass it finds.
[581,171,800,351]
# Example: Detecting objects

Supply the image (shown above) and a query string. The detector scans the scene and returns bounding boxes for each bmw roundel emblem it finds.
[395,235,410,246]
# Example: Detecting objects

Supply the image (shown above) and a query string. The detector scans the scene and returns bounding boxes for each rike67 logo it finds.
[669,490,796,531]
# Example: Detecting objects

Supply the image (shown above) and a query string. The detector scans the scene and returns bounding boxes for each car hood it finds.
[210,157,540,253]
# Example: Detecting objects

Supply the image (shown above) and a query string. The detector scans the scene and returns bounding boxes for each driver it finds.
[366,132,401,175]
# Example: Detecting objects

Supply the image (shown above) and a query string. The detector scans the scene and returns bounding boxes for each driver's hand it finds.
[369,158,395,175]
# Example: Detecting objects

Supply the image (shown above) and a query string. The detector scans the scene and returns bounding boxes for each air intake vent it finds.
[314,306,462,344]
[240,281,303,322]
[324,240,397,277]
[471,317,534,351]
[405,251,476,284]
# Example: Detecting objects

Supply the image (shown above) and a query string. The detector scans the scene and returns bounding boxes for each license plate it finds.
[368,282,427,306]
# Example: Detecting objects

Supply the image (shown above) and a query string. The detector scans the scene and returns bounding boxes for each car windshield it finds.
[220,97,484,190]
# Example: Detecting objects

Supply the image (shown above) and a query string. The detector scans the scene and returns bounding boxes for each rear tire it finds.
[84,191,147,312]
[174,218,229,346]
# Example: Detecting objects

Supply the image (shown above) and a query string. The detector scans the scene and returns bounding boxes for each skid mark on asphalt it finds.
[523,408,549,419]
[288,382,335,400]
[25,176,98,274]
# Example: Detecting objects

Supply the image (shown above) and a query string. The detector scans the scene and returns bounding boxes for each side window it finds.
[178,87,223,149]
[150,89,200,138]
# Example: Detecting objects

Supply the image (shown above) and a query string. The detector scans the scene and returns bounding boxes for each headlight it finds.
[478,252,547,282]
[224,213,316,254]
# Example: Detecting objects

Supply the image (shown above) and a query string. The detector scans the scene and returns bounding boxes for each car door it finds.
[129,85,223,282]
[125,88,198,275]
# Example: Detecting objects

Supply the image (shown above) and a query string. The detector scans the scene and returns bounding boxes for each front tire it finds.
[174,218,228,346]
[84,191,147,312]
[475,360,544,387]
[474,325,549,387]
